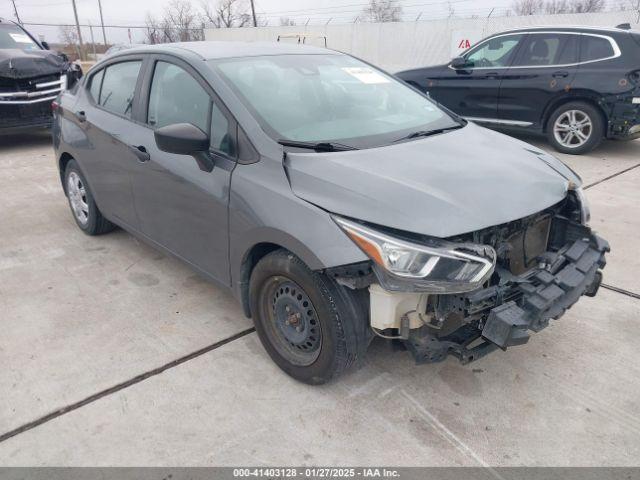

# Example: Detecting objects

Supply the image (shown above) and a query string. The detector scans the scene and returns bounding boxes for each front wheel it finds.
[546,101,604,155]
[249,249,369,384]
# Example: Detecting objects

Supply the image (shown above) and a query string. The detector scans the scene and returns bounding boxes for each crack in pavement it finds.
[583,163,640,190]
[0,327,255,444]
[602,284,640,300]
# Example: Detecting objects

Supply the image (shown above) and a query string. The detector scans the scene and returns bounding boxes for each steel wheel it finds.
[261,277,322,367]
[553,109,593,149]
[67,171,89,225]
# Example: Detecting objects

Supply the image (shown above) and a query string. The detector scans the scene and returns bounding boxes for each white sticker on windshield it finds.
[9,33,34,44]
[341,67,390,84]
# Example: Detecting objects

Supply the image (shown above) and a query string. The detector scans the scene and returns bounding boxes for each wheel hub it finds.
[67,171,89,225]
[553,109,592,148]
[271,281,320,353]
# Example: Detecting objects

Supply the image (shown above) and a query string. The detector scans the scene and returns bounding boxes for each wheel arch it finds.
[58,152,74,192]
[541,92,609,133]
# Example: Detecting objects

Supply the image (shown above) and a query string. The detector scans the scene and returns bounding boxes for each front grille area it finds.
[0,73,66,106]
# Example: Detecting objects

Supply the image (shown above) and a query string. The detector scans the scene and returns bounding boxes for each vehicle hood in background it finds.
[285,123,580,238]
[0,49,69,79]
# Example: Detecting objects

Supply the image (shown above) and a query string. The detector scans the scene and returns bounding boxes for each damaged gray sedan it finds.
[53,42,608,384]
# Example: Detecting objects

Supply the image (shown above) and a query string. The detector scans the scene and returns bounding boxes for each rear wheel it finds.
[546,101,604,155]
[64,159,115,235]
[249,249,369,384]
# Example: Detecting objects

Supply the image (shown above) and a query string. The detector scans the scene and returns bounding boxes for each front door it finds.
[498,33,580,128]
[128,58,237,284]
[427,33,524,119]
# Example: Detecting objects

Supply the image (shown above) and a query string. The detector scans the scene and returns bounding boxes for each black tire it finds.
[64,159,115,235]
[249,249,370,384]
[546,101,605,155]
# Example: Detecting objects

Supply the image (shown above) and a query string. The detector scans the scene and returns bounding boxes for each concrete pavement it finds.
[0,131,638,466]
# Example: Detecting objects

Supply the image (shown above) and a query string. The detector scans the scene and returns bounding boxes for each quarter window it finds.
[147,61,210,132]
[580,35,615,62]
[88,69,104,102]
[513,34,579,66]
[465,34,523,68]
[210,103,234,156]
[98,61,142,118]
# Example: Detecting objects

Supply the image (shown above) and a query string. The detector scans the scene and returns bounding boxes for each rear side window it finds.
[514,34,580,66]
[147,61,210,132]
[88,69,104,102]
[98,61,142,118]
[580,35,615,62]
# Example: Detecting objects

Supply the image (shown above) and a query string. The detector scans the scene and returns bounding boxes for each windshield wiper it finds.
[393,125,463,143]
[278,139,358,152]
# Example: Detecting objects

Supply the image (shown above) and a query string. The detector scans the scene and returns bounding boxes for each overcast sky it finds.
[1,0,515,44]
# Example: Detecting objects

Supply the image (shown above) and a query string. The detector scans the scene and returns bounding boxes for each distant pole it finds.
[70,0,85,61]
[250,0,257,27]
[487,8,495,18]
[10,0,22,24]
[97,0,108,44]
[89,22,97,59]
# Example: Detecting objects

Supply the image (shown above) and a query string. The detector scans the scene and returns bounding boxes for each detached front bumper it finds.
[405,222,609,364]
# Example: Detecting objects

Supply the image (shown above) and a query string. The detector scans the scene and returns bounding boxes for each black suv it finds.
[0,18,81,134]
[397,25,640,154]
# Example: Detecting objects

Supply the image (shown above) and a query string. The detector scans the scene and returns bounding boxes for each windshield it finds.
[211,54,461,149]
[0,24,40,50]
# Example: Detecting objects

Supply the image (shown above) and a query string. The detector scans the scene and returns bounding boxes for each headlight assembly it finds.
[570,185,591,225]
[334,217,496,293]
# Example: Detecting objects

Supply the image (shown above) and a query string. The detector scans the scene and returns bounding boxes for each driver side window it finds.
[465,34,524,68]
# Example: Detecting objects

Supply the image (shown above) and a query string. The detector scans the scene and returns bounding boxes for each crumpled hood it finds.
[0,49,69,79]
[285,123,580,238]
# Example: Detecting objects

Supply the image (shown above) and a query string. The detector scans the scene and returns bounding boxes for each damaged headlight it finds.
[334,217,496,293]
[570,184,591,225]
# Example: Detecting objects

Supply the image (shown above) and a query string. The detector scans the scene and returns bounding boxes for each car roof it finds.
[496,25,637,35]
[118,41,338,60]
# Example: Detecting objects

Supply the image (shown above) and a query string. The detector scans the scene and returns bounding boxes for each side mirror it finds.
[154,123,214,172]
[41,41,50,50]
[450,56,468,69]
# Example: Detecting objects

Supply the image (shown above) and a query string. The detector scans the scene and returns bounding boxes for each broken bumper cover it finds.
[605,89,640,140]
[406,227,609,364]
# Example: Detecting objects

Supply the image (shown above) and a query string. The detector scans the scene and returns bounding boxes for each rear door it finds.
[79,57,146,229]
[498,32,580,128]
[127,55,236,284]
[427,34,524,119]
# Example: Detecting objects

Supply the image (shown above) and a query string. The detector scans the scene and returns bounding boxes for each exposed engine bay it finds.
[326,192,609,364]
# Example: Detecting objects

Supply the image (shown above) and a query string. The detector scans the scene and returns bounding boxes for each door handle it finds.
[130,145,150,163]
[552,71,569,78]
[74,110,86,123]
[486,71,499,78]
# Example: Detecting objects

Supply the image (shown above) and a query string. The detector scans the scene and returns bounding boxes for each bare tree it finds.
[144,0,204,43]
[361,0,403,22]
[59,25,82,58]
[164,0,204,40]
[569,0,604,12]
[447,1,456,17]
[144,13,163,44]
[544,0,570,13]
[511,0,544,15]
[516,0,606,14]
[279,16,296,26]
[202,0,253,28]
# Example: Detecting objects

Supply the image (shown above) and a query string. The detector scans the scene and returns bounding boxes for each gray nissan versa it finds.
[53,41,609,384]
